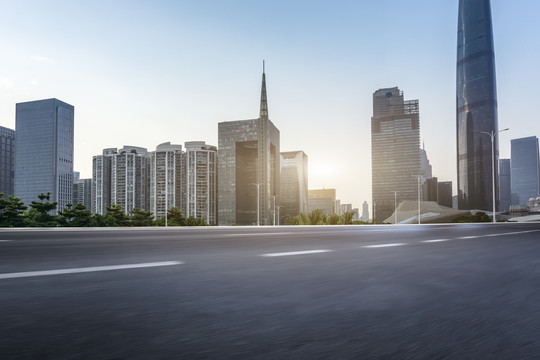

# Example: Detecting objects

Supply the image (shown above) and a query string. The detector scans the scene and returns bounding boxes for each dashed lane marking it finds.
[422,239,450,243]
[362,243,406,248]
[0,261,183,280]
[457,236,480,239]
[260,249,332,257]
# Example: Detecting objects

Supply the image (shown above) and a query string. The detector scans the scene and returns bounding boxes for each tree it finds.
[59,203,93,227]
[130,208,155,226]
[28,193,58,227]
[285,216,300,225]
[155,206,186,226]
[339,211,355,225]
[327,213,340,225]
[307,209,326,225]
[105,204,130,227]
[184,216,207,226]
[0,194,27,227]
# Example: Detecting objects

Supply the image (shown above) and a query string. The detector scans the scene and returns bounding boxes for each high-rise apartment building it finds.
[498,159,511,212]
[73,174,92,210]
[371,87,421,223]
[0,126,15,197]
[456,0,499,211]
[111,146,149,214]
[92,148,115,215]
[218,65,280,225]
[185,141,217,225]
[510,137,540,206]
[279,151,308,223]
[149,143,186,220]
[15,99,74,213]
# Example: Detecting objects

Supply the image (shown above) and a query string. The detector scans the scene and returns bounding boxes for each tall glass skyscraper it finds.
[456,0,499,210]
[15,99,74,213]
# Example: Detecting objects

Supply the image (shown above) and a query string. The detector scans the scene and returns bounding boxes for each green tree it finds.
[59,203,93,227]
[156,206,186,226]
[327,213,340,225]
[339,211,355,225]
[285,215,300,225]
[0,194,27,227]
[307,209,326,225]
[184,216,207,226]
[105,204,130,227]
[130,208,155,226]
[28,193,58,227]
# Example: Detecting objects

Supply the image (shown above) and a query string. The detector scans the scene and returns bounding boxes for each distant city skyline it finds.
[1,1,540,208]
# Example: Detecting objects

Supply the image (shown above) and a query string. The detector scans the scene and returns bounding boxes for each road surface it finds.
[1,223,540,359]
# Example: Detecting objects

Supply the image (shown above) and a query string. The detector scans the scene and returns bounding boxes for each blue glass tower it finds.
[456,0,499,210]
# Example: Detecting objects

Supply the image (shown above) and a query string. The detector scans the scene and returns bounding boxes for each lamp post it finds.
[276,206,281,226]
[474,128,509,223]
[412,175,423,224]
[250,183,261,226]
[271,195,278,226]
[393,191,398,224]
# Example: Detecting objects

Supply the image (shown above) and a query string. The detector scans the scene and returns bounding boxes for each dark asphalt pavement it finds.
[1,223,540,359]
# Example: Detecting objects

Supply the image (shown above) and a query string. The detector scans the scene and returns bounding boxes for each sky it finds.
[1,0,540,210]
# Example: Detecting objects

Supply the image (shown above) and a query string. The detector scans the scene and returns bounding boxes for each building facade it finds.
[73,177,92,210]
[371,87,421,223]
[148,143,185,220]
[217,66,280,225]
[185,141,217,225]
[0,126,15,197]
[111,146,150,214]
[279,151,308,224]
[91,148,115,215]
[437,181,453,208]
[361,201,370,222]
[499,158,511,212]
[456,0,499,211]
[510,137,540,206]
[308,189,336,215]
[15,98,74,213]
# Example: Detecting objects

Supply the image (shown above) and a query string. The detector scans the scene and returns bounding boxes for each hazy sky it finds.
[1,0,539,209]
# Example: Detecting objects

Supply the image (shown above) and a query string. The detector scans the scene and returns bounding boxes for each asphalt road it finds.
[1,223,540,359]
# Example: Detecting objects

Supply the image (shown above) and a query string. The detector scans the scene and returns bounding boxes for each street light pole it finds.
[474,128,509,223]
[393,191,398,224]
[250,183,261,226]
[271,195,278,226]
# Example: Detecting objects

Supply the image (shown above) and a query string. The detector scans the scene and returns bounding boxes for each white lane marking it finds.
[225,232,294,237]
[260,249,332,257]
[362,243,406,248]
[458,236,480,239]
[0,261,183,280]
[422,239,450,243]
[0,240,13,242]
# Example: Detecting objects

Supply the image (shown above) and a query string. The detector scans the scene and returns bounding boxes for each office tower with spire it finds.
[15,98,74,213]
[218,63,280,225]
[456,0,499,211]
[371,87,421,223]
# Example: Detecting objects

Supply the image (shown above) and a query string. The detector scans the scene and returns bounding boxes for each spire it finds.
[259,60,268,119]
